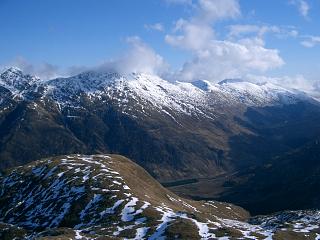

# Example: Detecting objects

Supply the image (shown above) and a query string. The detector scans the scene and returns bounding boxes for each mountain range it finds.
[1,66,320,216]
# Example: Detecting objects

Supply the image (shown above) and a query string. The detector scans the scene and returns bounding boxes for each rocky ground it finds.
[0,154,319,239]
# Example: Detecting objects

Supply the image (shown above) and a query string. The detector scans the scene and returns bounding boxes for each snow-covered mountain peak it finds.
[36,70,315,119]
[44,71,124,92]
[215,80,300,105]
[0,67,39,94]
[218,78,245,85]
[191,78,303,105]
[1,67,315,119]
[1,66,23,75]
[191,79,212,91]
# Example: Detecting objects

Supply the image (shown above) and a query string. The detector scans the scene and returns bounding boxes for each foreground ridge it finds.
[0,154,319,239]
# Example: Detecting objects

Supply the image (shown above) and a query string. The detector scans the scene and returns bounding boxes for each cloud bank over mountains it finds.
[1,0,319,96]
[98,36,169,76]
[162,0,283,81]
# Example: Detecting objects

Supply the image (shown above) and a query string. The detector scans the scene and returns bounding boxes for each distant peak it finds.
[74,70,124,80]
[1,66,24,76]
[0,66,39,92]
[191,79,212,91]
[218,78,244,85]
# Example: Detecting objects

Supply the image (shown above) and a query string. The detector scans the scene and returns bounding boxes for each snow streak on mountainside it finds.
[0,67,39,96]
[41,71,311,116]
[0,154,319,240]
[0,67,313,119]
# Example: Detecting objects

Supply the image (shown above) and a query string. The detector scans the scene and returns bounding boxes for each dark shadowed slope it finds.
[1,67,320,214]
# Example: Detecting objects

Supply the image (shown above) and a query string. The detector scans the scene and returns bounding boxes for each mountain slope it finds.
[0,154,319,240]
[1,67,320,214]
[0,67,315,176]
[215,137,320,215]
[0,67,39,96]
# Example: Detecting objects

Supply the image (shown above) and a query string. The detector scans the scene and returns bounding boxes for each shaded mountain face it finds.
[167,103,320,215]
[0,154,319,240]
[214,137,320,215]
[0,67,320,214]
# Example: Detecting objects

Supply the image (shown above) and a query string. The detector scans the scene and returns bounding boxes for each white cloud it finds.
[4,0,314,94]
[65,65,91,76]
[173,39,284,82]
[228,24,300,40]
[288,29,299,38]
[313,81,320,94]
[165,0,284,82]
[301,40,315,48]
[228,24,280,38]
[289,0,310,18]
[165,19,214,50]
[301,35,320,48]
[299,0,310,17]
[144,23,165,32]
[99,36,169,75]
[196,0,240,22]
[246,74,314,92]
[246,73,320,99]
[5,57,60,80]
[164,0,193,5]
[3,38,169,79]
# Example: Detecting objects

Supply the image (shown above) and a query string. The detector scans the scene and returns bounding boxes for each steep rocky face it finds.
[0,68,320,214]
[0,67,39,95]
[0,154,319,240]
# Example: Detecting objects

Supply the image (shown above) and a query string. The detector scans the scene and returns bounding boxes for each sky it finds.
[1,0,320,93]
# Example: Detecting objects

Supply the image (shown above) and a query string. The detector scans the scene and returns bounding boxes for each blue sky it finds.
[0,0,320,91]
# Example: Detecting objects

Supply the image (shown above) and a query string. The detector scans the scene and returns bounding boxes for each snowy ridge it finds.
[0,67,313,121]
[217,80,307,106]
[41,72,213,119]
[0,67,39,97]
[0,154,319,239]
[35,70,313,122]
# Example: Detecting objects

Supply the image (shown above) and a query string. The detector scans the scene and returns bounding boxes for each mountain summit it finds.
[0,67,39,94]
